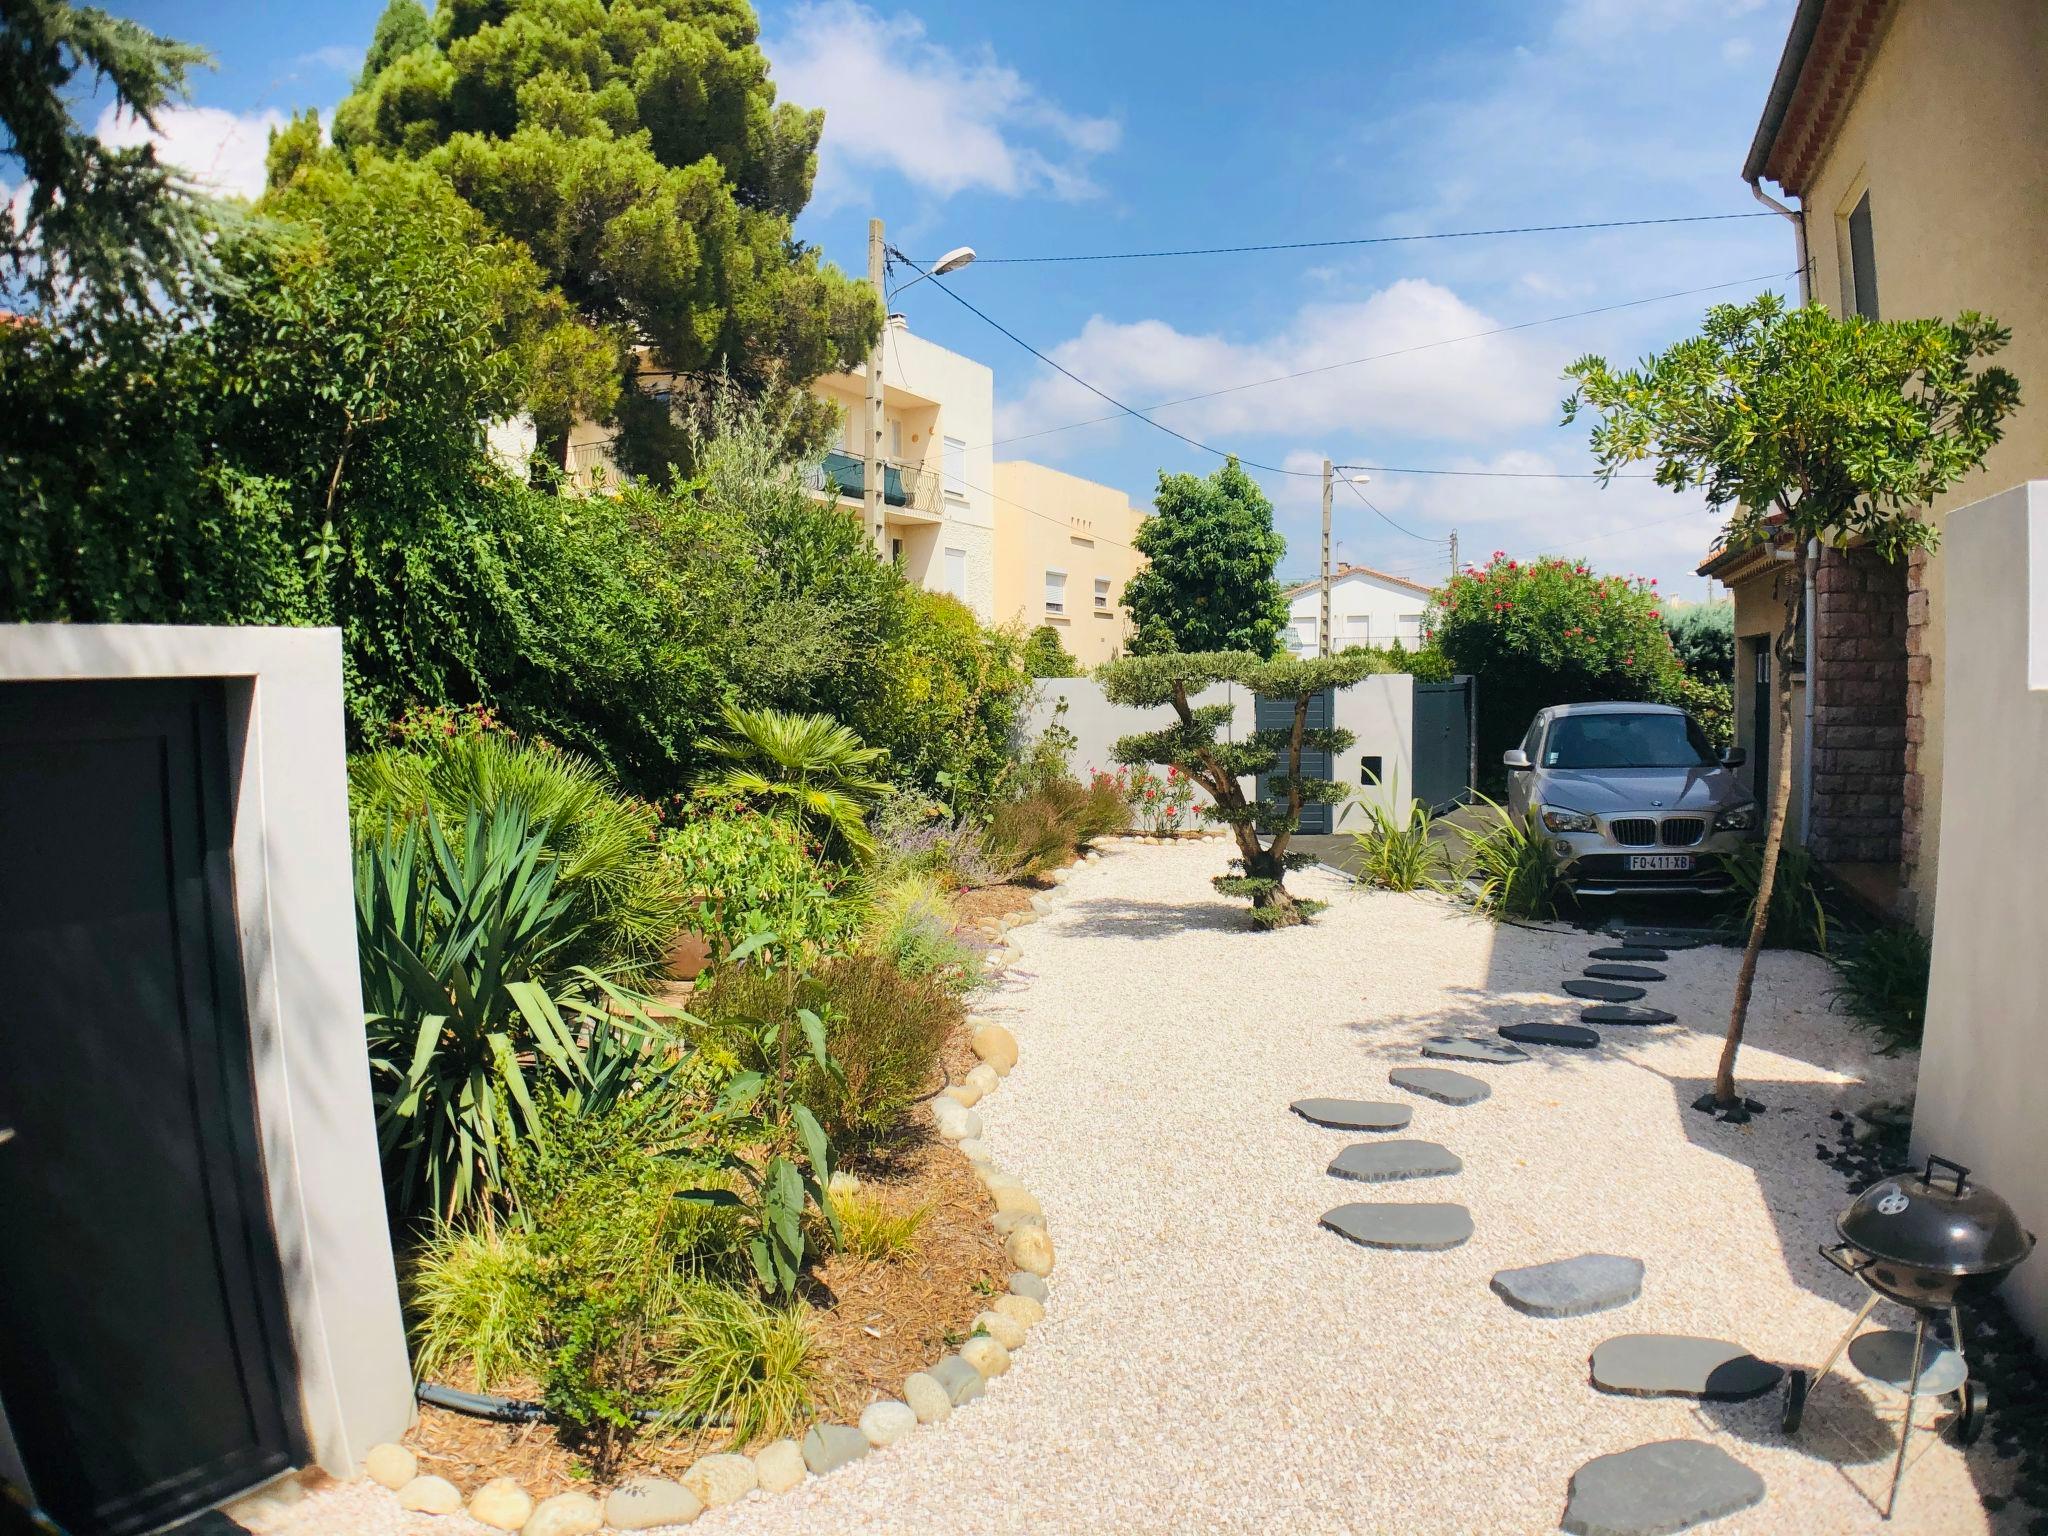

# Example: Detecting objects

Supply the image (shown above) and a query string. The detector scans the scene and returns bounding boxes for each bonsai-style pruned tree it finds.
[1100,649,1383,927]
[1564,294,2020,1117]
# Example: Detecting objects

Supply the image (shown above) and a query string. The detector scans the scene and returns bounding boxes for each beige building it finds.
[805,317,998,620]
[1702,0,2048,926]
[991,460,1148,667]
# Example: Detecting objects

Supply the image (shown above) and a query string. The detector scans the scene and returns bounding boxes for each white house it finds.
[1282,564,1434,654]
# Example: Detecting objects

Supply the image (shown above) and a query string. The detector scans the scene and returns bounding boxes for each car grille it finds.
[1610,818,1657,847]
[1661,817,1706,847]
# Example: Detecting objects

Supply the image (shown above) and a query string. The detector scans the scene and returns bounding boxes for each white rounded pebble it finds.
[522,1491,602,1536]
[755,1439,806,1494]
[974,1309,1027,1350]
[944,1080,983,1107]
[364,1443,415,1491]
[1007,1223,1054,1276]
[903,1371,952,1424]
[396,1476,461,1515]
[992,1185,1042,1217]
[603,1479,701,1530]
[965,1062,1001,1095]
[1008,1270,1049,1302]
[993,1292,1045,1328]
[971,1024,1019,1075]
[960,1334,1011,1378]
[468,1478,533,1531]
[859,1399,918,1447]
[954,1136,992,1162]
[932,1100,982,1140]
[991,1209,1044,1237]
[980,1168,1024,1193]
[681,1453,757,1508]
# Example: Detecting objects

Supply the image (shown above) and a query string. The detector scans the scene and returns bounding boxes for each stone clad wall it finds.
[1807,546,1908,865]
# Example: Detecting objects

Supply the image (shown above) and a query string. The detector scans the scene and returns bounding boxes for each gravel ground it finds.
[285,841,2023,1536]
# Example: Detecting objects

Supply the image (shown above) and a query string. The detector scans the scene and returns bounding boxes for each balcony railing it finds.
[808,450,941,515]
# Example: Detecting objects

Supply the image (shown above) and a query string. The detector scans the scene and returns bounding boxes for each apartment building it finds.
[990,460,1148,667]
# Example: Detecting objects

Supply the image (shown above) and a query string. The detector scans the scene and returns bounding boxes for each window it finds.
[1341,614,1370,644]
[1044,569,1067,614]
[889,418,903,459]
[1844,189,1879,320]
[890,537,903,565]
[943,436,966,500]
[1094,577,1111,610]
[1543,712,1714,770]
[943,546,966,599]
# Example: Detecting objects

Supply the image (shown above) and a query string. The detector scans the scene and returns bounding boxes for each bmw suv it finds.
[1503,702,1758,897]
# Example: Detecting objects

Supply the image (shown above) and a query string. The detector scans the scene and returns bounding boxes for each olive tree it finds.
[1564,294,2020,1115]
[1100,649,1382,927]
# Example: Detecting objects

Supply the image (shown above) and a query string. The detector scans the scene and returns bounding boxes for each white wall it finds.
[1025,674,1418,823]
[1284,570,1433,655]
[1914,481,2048,1345]
[0,626,414,1481]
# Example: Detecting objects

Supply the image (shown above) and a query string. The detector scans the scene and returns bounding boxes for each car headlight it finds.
[1715,801,1759,832]
[1540,805,1598,834]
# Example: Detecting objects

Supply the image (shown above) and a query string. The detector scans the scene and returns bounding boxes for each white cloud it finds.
[997,278,1561,449]
[95,103,288,202]
[765,1,1120,207]
[297,43,365,77]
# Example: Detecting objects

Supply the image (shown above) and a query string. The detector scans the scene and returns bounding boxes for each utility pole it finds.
[1319,457,1334,657]
[1448,528,1459,583]
[865,217,888,557]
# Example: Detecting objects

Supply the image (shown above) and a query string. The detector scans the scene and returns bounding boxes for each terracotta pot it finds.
[666,929,714,981]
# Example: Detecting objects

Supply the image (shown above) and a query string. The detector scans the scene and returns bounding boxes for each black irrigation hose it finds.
[416,1382,729,1429]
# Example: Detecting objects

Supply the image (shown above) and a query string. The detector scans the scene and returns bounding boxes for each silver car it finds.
[1503,702,1757,897]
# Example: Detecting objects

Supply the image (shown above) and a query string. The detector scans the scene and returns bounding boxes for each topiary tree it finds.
[1429,552,1682,778]
[1566,293,2020,1116]
[1021,623,1080,678]
[1121,457,1289,657]
[1100,649,1381,927]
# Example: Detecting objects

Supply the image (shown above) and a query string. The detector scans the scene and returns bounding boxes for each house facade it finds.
[1281,565,1434,656]
[991,460,1147,667]
[1703,0,2048,926]
[805,318,998,621]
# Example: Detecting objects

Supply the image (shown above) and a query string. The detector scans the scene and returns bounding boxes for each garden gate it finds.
[1411,677,1475,812]
[1254,687,1336,834]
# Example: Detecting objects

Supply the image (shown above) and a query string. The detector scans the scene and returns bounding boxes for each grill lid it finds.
[1838,1156,2036,1277]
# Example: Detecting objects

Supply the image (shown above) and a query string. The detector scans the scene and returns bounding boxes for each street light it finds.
[1317,462,1372,657]
[887,244,977,297]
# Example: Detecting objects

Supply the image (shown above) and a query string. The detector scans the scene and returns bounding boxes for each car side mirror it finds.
[1502,748,1532,771]
[1719,747,1747,768]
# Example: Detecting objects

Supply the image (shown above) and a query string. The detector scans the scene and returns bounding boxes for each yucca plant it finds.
[1341,775,1443,892]
[696,704,891,864]
[356,803,673,1221]
[1451,795,1558,919]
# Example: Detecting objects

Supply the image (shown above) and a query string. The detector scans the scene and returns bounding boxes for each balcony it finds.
[808,450,942,519]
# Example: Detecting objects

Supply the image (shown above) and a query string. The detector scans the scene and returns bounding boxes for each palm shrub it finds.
[1342,778,1443,892]
[1829,925,1931,1056]
[351,732,684,983]
[355,803,674,1220]
[696,704,891,864]
[1452,796,1558,919]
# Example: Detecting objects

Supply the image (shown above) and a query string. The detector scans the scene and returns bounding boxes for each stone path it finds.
[1328,1140,1463,1183]
[1561,1440,1766,1536]
[1491,1255,1645,1319]
[1290,1097,1411,1131]
[1421,1035,1529,1065]
[1389,1066,1491,1105]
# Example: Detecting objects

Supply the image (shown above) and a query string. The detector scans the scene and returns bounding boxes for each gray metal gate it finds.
[1412,677,1475,812]
[1255,687,1334,835]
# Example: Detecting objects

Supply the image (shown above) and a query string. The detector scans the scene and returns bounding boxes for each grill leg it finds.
[1812,1292,1881,1392]
[1883,1314,1930,1521]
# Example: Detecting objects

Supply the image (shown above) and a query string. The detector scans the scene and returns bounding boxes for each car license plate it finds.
[1627,854,1693,872]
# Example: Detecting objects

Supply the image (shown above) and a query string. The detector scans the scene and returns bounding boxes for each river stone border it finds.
[355,862,1087,1533]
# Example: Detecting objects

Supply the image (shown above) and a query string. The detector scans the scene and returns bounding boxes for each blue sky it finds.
[96,0,1802,594]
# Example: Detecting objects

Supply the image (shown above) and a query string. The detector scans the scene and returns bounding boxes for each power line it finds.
[1335,469,1445,545]
[975,268,1801,461]
[915,211,1780,266]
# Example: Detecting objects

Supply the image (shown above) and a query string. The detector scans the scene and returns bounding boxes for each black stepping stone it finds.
[1585,962,1666,983]
[1320,1202,1472,1251]
[1564,978,1648,1002]
[1389,1066,1490,1106]
[1500,1021,1599,1049]
[1421,1035,1529,1065]
[1491,1254,1643,1318]
[1590,1334,1784,1401]
[1589,945,1668,962]
[1617,929,1710,950]
[1290,1097,1411,1132]
[1581,1005,1678,1027]
[1562,1439,1764,1536]
[1328,1140,1462,1184]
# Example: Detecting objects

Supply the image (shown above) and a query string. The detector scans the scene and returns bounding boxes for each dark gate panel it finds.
[1412,678,1474,812]
[1255,687,1334,835]
[0,681,303,1535]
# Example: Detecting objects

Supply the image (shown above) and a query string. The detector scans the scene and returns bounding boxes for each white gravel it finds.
[287,841,2024,1536]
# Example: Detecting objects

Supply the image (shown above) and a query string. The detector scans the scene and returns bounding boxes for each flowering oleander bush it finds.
[1111,763,1199,834]
[1428,553,1684,778]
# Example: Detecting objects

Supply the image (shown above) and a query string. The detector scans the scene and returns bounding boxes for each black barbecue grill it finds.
[1783,1154,2036,1519]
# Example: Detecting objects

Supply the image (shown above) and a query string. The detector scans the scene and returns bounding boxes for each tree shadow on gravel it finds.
[1339,987,1620,1077]
[1050,896,1259,938]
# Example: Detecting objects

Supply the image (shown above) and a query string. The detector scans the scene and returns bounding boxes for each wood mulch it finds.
[948,879,1041,937]
[402,1002,1005,1495]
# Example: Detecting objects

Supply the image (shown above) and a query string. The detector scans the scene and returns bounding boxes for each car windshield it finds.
[1544,713,1714,769]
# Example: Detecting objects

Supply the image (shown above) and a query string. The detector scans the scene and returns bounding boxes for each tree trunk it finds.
[1711,548,1807,1107]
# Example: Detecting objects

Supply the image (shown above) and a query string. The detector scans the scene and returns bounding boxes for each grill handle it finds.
[1820,1241,1876,1279]
[1923,1154,1970,1194]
